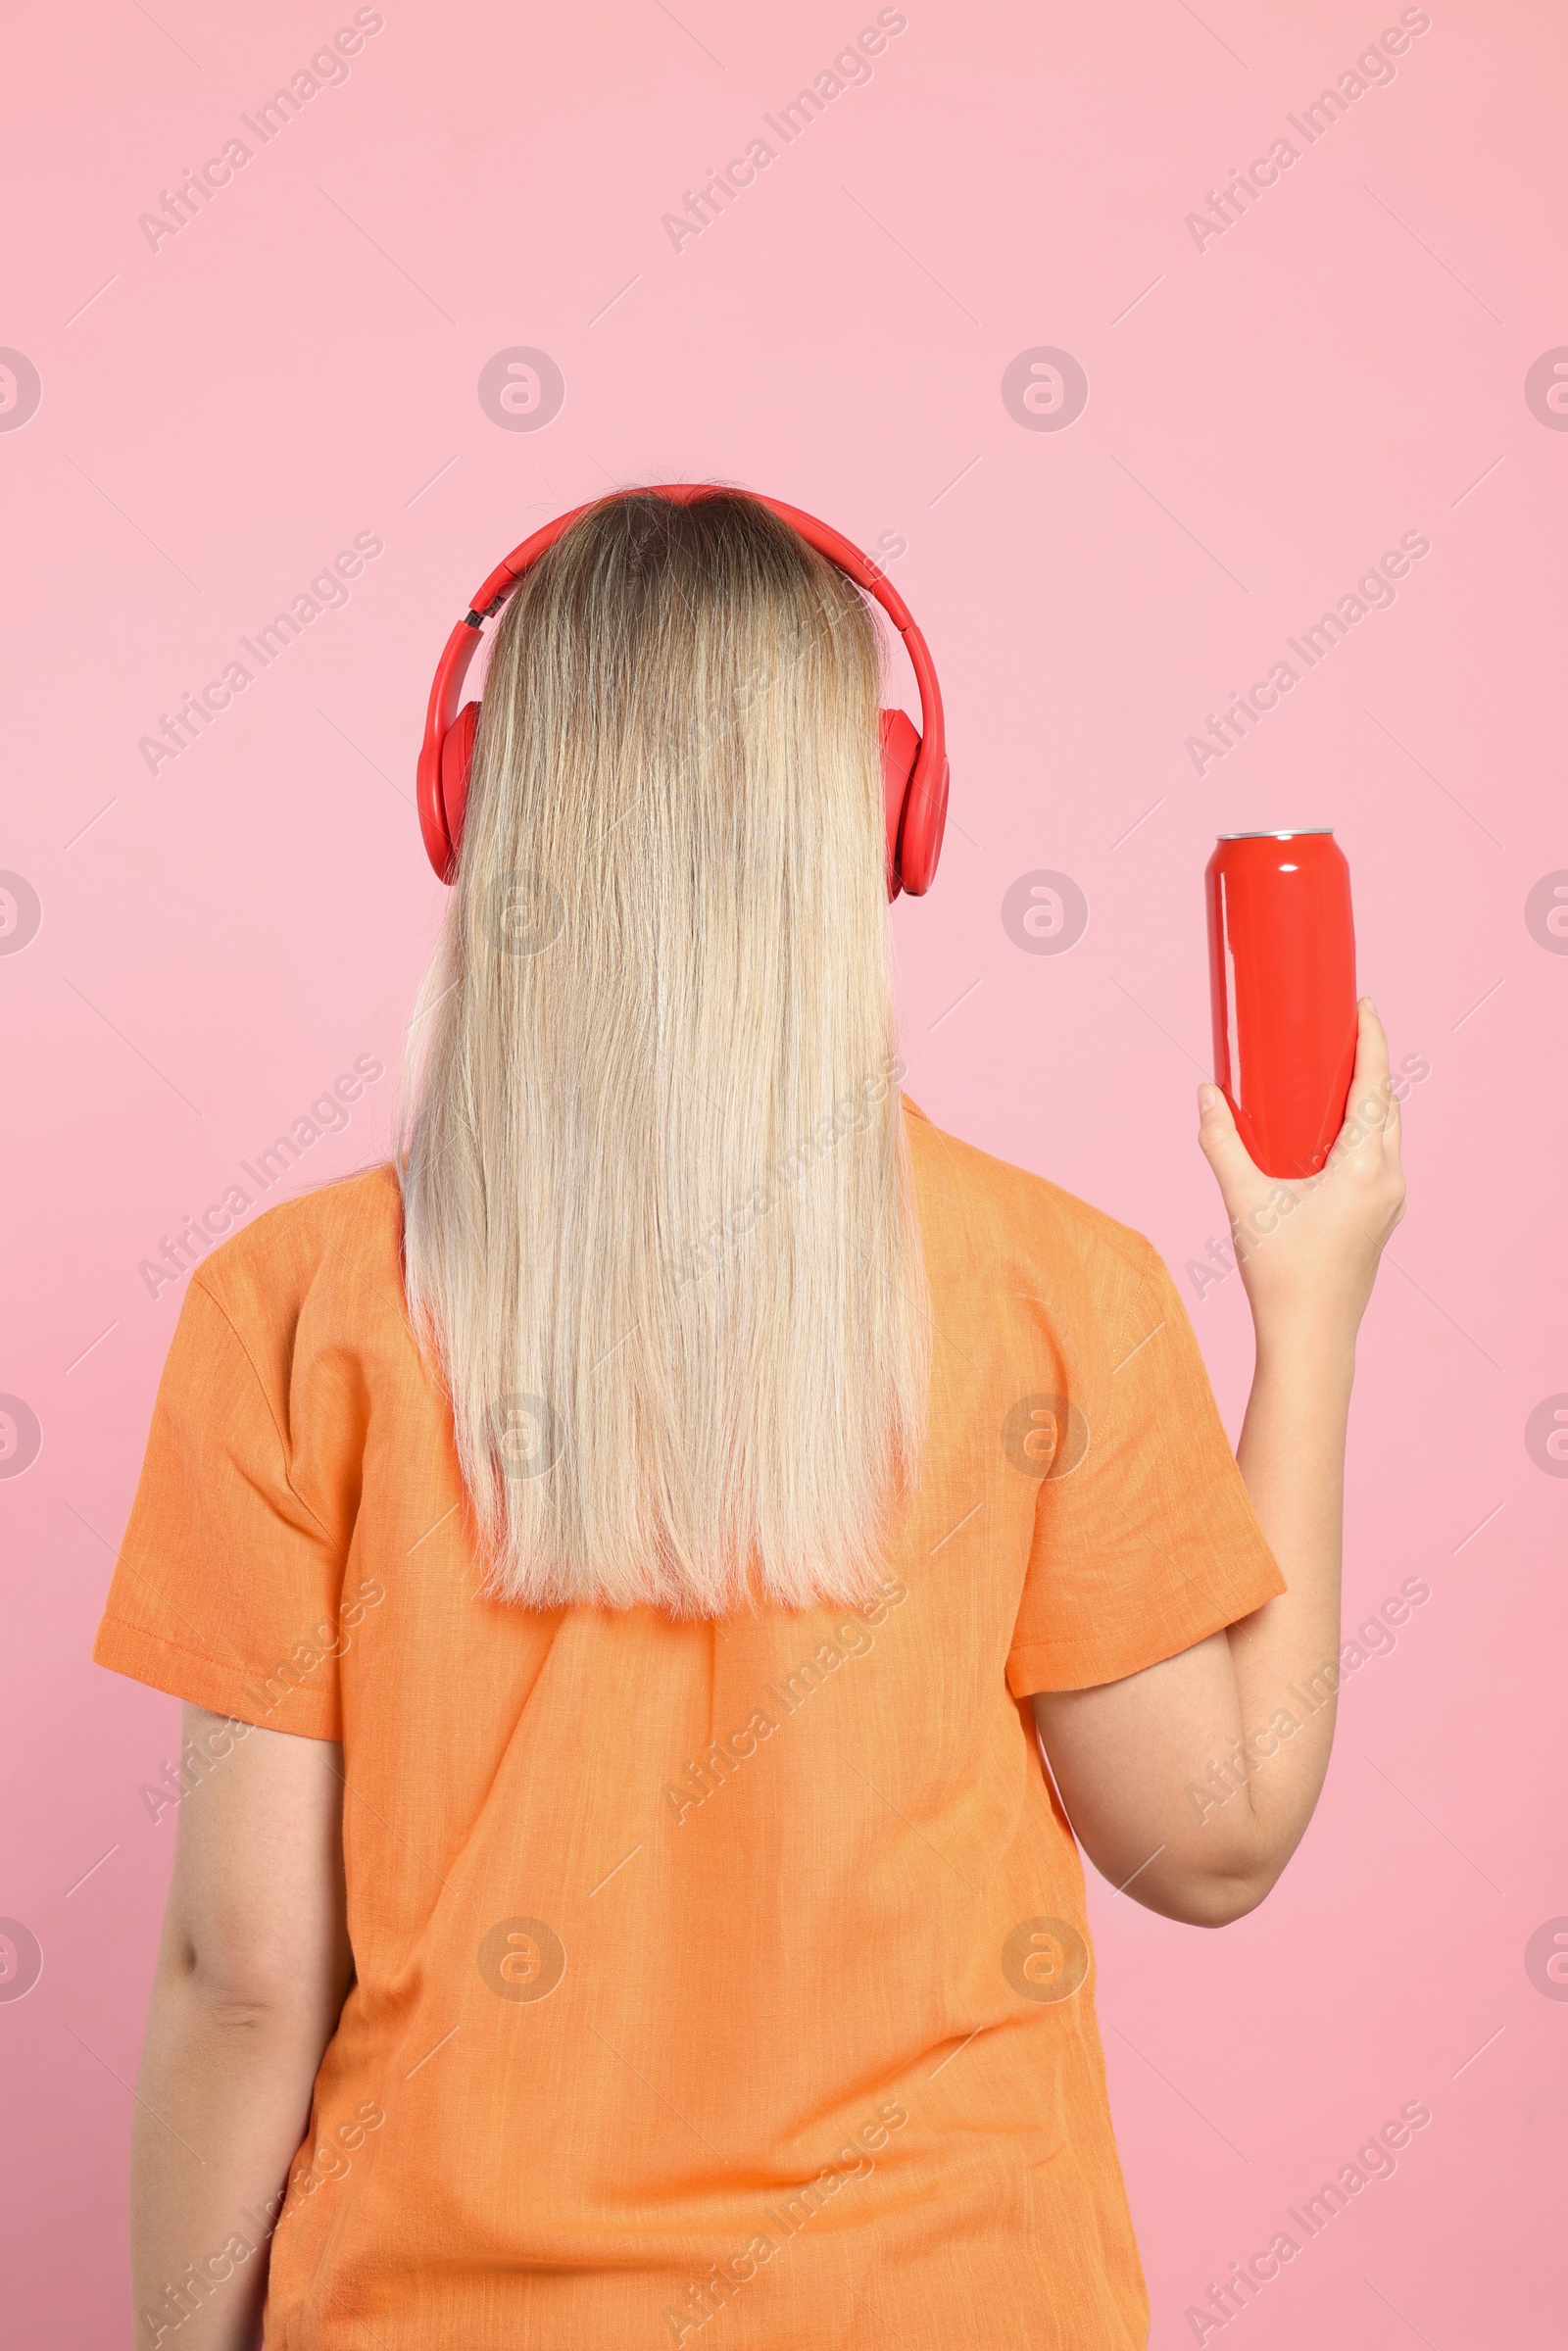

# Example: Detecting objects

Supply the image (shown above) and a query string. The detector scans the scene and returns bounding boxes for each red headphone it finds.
[416,484,950,901]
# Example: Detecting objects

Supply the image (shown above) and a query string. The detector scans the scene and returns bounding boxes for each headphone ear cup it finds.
[439,702,481,876]
[879,708,921,903]
[897,751,950,898]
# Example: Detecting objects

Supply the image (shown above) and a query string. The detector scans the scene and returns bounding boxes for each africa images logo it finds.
[1001,1917,1089,2003]
[1184,531,1431,775]
[476,350,565,431]
[477,1917,567,2003]
[1000,350,1089,432]
[1001,1395,1090,1481]
[136,533,385,777]
[0,872,42,954]
[135,11,387,254]
[1182,10,1434,257]
[137,1053,386,1299]
[0,1919,44,2002]
[1001,871,1090,955]
[661,11,909,254]
[0,349,42,431]
[0,1396,44,1481]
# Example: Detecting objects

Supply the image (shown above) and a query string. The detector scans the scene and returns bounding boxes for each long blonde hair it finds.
[397,488,929,1616]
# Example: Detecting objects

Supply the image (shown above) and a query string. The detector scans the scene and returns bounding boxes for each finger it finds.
[1197,1082,1259,1197]
[1355,996,1391,1088]
[1337,999,1393,1151]
[1381,1084,1406,1176]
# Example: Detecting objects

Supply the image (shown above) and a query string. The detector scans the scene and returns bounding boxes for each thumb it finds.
[1197,1082,1258,1194]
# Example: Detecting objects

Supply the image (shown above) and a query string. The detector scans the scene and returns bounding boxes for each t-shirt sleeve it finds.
[92,1274,353,1739]
[1005,1234,1287,1698]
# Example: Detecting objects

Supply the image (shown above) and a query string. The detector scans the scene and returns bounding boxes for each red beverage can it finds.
[1204,830,1357,1179]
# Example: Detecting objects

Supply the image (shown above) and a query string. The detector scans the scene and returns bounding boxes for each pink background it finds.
[3,1,1564,2341]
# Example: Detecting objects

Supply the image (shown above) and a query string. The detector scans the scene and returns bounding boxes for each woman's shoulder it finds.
[902,1095,1159,1293]
[187,1161,406,1346]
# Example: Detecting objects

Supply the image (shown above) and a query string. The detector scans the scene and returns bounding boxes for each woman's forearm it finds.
[1221,1318,1356,1861]
[131,1976,324,2350]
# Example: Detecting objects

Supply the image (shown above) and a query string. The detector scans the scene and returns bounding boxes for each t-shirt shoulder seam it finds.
[185,1277,344,1561]
[909,1105,1162,1289]
[201,1163,400,1284]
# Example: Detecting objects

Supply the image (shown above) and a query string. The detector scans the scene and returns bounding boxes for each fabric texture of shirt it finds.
[94,1098,1285,2350]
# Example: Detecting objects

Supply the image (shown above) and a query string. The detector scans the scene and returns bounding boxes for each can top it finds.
[1215,828,1334,840]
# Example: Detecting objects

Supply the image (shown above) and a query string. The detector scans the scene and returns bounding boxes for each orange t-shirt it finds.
[94,1099,1284,2350]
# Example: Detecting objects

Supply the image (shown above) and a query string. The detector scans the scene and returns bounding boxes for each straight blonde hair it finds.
[397,489,929,1616]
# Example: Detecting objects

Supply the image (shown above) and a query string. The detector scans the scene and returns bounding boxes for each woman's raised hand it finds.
[1197,997,1407,1348]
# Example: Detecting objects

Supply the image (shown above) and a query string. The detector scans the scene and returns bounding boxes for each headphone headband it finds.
[416,483,949,896]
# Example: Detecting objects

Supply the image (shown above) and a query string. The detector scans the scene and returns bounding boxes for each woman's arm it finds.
[130,1705,351,2348]
[1033,1000,1406,1927]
